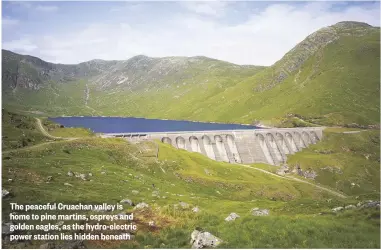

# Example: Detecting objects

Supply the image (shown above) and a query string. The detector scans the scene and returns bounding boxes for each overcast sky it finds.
[2,1,380,66]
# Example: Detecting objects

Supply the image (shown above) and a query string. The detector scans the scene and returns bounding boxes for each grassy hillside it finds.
[287,128,380,200]
[1,110,50,151]
[173,22,380,126]
[2,112,380,249]
[2,22,379,127]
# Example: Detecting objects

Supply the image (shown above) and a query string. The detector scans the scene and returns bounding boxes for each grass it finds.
[2,109,50,151]
[2,112,380,248]
[287,128,380,200]
[2,24,379,128]
[42,118,94,138]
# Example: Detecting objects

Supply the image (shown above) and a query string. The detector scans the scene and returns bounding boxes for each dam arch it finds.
[176,136,186,150]
[310,131,320,144]
[266,133,283,162]
[202,135,216,160]
[226,134,242,163]
[214,135,229,162]
[285,132,298,152]
[276,133,290,154]
[161,137,172,145]
[302,131,312,145]
[257,134,274,165]
[293,132,306,148]
[189,136,201,153]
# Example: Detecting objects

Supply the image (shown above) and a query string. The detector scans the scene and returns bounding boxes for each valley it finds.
[1,109,380,248]
[2,21,380,127]
[1,20,380,249]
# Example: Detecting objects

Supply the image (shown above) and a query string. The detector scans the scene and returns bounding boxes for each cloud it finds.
[7,1,58,12]
[2,17,19,28]
[35,5,58,12]
[3,38,37,53]
[2,2,380,65]
[180,1,230,17]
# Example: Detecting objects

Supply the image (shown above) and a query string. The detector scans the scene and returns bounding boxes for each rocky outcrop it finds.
[251,208,270,216]
[134,202,149,210]
[225,212,240,221]
[120,199,134,206]
[190,229,223,248]
[332,206,344,212]
[2,189,10,198]
[357,200,380,209]
[192,207,200,213]
[292,165,318,180]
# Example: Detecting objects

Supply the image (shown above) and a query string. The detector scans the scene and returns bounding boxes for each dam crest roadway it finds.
[101,127,324,166]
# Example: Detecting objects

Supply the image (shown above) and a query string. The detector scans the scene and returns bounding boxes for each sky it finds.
[1,0,380,66]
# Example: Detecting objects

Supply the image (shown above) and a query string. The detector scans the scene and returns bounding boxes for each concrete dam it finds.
[101,127,324,166]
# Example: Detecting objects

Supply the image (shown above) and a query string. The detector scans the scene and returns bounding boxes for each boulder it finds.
[192,207,200,213]
[360,200,380,209]
[251,208,270,216]
[152,191,160,197]
[179,202,190,209]
[190,230,222,249]
[79,174,89,181]
[67,171,74,177]
[134,202,149,210]
[2,189,10,198]
[56,221,64,227]
[332,206,344,212]
[46,176,53,182]
[345,205,356,210]
[2,222,14,236]
[276,165,289,175]
[225,212,240,221]
[120,199,134,206]
[303,170,318,180]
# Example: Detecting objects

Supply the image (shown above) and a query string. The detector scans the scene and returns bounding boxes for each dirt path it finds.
[35,118,63,139]
[240,164,347,198]
[3,118,78,154]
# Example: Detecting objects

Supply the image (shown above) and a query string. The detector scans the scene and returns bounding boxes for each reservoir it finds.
[49,117,259,133]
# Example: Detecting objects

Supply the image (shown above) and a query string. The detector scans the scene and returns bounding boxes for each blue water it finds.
[49,117,260,133]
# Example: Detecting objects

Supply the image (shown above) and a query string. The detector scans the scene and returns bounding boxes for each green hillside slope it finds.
[197,22,380,126]
[2,111,380,249]
[2,22,379,127]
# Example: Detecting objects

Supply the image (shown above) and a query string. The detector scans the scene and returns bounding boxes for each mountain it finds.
[194,21,380,127]
[2,21,379,127]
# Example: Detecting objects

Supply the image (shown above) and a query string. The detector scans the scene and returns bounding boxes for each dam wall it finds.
[101,127,324,166]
